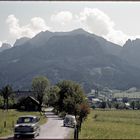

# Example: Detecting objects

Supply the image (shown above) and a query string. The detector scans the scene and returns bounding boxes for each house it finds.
[92,98,102,108]
[17,96,40,111]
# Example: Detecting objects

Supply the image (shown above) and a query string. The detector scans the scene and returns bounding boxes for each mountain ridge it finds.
[0,29,140,92]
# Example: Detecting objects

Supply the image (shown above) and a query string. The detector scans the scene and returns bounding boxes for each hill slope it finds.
[0,29,140,92]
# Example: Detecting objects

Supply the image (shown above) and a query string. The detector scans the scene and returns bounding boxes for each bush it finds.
[91,105,95,109]
[58,111,66,119]
[0,96,3,108]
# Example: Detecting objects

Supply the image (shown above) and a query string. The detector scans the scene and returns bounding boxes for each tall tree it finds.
[32,76,50,111]
[47,86,60,107]
[0,85,13,111]
[56,80,90,119]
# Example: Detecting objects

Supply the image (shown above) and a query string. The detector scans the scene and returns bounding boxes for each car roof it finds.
[18,115,38,118]
[65,115,75,118]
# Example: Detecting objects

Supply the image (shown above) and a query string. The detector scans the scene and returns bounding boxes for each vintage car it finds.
[63,115,77,128]
[14,115,40,138]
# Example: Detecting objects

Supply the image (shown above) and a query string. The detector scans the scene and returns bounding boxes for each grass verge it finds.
[79,109,140,139]
[0,109,47,137]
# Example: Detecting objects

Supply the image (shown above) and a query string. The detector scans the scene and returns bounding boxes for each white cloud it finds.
[79,8,140,46]
[0,41,2,47]
[79,8,114,36]
[51,11,73,25]
[5,11,140,46]
[6,15,50,39]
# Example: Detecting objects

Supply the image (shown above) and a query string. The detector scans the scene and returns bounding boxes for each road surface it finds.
[37,108,74,139]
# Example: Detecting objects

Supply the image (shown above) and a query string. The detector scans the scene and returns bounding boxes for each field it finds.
[113,92,140,98]
[0,109,47,137]
[79,109,140,139]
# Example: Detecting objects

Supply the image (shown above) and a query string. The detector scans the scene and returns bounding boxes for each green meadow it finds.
[79,109,140,139]
[0,109,47,137]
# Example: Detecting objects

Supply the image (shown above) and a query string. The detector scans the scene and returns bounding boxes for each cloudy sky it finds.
[0,1,140,46]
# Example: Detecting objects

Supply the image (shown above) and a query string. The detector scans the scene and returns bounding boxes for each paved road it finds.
[37,108,74,139]
[1,108,74,139]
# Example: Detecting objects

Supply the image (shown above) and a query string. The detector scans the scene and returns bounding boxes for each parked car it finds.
[63,115,77,128]
[14,115,40,138]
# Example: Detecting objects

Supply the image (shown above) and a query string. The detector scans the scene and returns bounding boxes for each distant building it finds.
[92,98,102,108]
[17,96,40,111]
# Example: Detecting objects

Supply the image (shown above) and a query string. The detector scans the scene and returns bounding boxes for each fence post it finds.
[4,121,6,128]
[12,121,14,128]
[74,125,79,140]
[74,126,77,140]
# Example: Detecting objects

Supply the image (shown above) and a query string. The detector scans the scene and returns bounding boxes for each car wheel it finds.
[32,133,36,138]
[37,128,40,136]
[14,134,17,138]
[14,134,20,139]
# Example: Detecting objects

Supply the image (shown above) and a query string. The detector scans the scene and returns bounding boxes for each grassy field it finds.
[79,109,140,139]
[0,109,47,137]
[113,92,140,98]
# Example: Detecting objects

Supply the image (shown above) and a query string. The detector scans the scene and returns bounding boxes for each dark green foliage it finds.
[0,96,3,108]
[52,80,90,123]
[56,80,85,113]
[16,97,26,110]
[113,102,119,109]
[112,102,126,109]
[135,101,140,109]
[0,85,13,110]
[130,101,135,110]
[99,101,106,109]
[32,76,50,111]
[118,102,126,109]
[130,101,140,110]
[47,86,60,106]
[1,30,140,92]
[107,101,112,109]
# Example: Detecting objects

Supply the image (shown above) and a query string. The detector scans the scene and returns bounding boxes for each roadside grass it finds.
[79,109,140,139]
[0,109,47,137]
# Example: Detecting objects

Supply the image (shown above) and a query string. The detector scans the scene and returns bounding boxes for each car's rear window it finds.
[17,117,36,123]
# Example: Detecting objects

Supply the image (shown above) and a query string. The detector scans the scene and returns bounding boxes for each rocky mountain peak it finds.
[0,43,12,52]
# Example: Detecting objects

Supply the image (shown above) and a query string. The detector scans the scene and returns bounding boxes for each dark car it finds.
[14,115,40,138]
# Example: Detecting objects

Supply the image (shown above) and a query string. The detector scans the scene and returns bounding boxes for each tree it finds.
[100,101,106,109]
[0,85,13,111]
[130,101,135,110]
[78,102,90,122]
[32,76,50,111]
[0,96,3,108]
[47,86,60,107]
[113,102,119,109]
[56,80,85,113]
[55,80,90,120]
[135,101,140,109]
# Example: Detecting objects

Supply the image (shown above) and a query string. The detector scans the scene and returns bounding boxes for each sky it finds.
[0,1,140,46]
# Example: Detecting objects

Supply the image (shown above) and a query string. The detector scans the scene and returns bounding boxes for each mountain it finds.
[120,38,140,68]
[0,29,140,92]
[29,29,122,56]
[0,43,12,52]
[14,37,30,47]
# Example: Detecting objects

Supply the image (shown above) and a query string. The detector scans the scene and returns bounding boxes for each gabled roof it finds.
[26,96,39,105]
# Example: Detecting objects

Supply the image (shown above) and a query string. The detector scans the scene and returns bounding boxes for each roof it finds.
[26,96,40,105]
[125,103,130,106]
[92,98,102,102]
[18,115,38,118]
[65,115,75,118]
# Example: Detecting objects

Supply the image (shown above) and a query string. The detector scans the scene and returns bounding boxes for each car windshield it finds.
[17,117,36,124]
[65,116,74,122]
